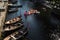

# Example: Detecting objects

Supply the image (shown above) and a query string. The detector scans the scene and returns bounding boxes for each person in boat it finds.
[24,11,28,18]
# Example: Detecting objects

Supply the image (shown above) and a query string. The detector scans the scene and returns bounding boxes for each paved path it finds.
[0,0,8,38]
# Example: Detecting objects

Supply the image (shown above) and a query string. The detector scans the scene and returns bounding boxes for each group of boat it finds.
[3,15,28,40]
[8,0,22,13]
[3,0,28,40]
[3,16,23,31]
[4,27,28,40]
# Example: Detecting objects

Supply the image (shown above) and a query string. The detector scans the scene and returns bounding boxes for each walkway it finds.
[0,0,8,38]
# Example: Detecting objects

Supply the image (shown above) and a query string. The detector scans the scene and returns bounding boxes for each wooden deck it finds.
[0,0,8,39]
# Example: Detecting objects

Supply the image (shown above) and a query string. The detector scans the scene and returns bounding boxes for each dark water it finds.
[6,0,49,40]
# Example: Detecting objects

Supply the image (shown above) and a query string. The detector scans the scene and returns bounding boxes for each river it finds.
[5,0,49,40]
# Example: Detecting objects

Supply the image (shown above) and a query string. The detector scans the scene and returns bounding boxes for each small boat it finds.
[4,28,28,40]
[9,0,17,4]
[8,4,22,8]
[28,9,40,15]
[3,23,24,31]
[5,16,22,24]
[8,8,18,13]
